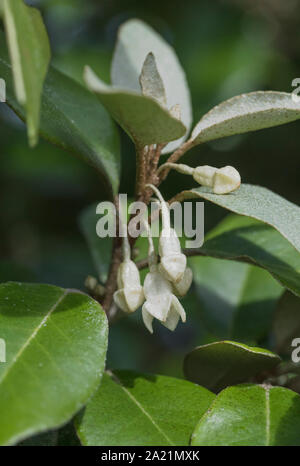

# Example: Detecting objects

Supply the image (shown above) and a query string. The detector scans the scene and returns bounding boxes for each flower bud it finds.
[114,260,144,313]
[157,163,241,195]
[193,165,217,186]
[212,166,241,194]
[113,210,144,313]
[84,275,98,292]
[117,260,141,290]
[159,228,187,283]
[94,284,106,297]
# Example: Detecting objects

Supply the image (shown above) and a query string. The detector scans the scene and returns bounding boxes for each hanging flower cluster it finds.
[113,185,192,333]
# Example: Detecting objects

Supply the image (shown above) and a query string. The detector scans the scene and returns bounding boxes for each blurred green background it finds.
[0,0,299,376]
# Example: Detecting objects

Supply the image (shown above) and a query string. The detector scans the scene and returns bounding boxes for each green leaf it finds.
[191,384,300,446]
[111,19,192,152]
[78,203,113,284]
[191,91,300,145]
[181,184,300,254]
[0,282,108,446]
[184,341,280,393]
[273,291,300,356]
[84,66,186,147]
[192,214,300,298]
[2,0,50,146]
[0,37,120,196]
[76,370,215,446]
[191,256,283,341]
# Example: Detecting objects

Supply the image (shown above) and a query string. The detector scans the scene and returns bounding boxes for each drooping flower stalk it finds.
[146,184,186,283]
[145,203,193,297]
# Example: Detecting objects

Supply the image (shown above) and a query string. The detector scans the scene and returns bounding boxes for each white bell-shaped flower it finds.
[113,212,144,314]
[142,289,186,333]
[146,184,186,283]
[157,163,241,194]
[114,260,144,313]
[142,220,186,333]
[169,266,193,297]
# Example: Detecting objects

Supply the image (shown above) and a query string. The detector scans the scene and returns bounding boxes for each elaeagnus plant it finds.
[1,1,300,447]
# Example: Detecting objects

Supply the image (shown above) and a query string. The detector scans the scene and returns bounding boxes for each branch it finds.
[150,143,165,174]
[101,196,122,319]
[158,138,195,182]
[135,145,148,198]
[167,190,192,205]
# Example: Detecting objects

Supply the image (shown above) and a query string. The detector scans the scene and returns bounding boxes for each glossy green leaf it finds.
[273,291,300,356]
[0,282,108,446]
[78,203,113,284]
[0,37,120,195]
[111,19,192,152]
[191,91,300,145]
[191,214,300,298]
[191,256,283,341]
[181,184,300,254]
[192,384,300,446]
[2,0,50,146]
[184,341,280,393]
[84,66,186,147]
[76,370,215,446]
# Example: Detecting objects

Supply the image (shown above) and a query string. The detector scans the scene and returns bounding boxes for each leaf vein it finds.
[108,370,174,445]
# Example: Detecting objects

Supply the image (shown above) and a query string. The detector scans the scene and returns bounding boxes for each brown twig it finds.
[167,190,193,205]
[150,143,165,172]
[158,139,195,182]
[101,196,122,318]
[136,145,148,198]
[101,237,122,316]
